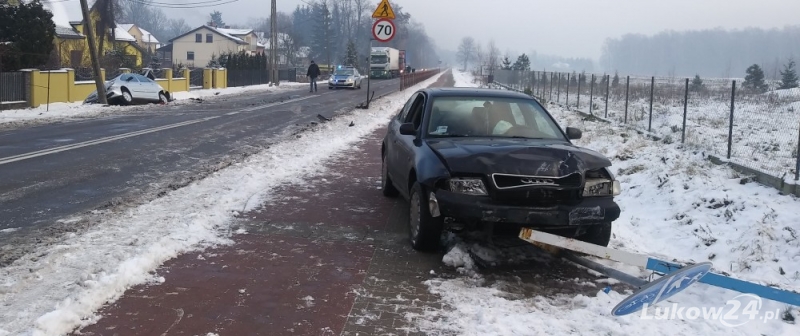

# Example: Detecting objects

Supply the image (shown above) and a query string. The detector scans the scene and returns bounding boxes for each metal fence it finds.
[493,69,800,182]
[189,68,204,88]
[0,72,26,103]
[400,69,441,90]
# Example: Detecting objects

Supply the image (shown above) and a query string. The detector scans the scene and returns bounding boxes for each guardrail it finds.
[400,69,441,90]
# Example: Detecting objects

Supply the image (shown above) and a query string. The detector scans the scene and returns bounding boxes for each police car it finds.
[328,66,363,89]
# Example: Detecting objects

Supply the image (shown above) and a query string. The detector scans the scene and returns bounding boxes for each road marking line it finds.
[0,86,392,166]
[0,117,220,166]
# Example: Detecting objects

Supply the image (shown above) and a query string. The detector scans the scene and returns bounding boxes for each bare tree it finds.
[486,39,500,75]
[456,36,476,71]
[474,43,484,74]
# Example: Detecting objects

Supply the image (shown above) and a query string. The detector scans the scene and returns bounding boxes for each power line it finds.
[125,0,241,8]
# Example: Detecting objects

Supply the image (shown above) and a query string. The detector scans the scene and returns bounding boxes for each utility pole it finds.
[80,0,107,104]
[270,0,279,85]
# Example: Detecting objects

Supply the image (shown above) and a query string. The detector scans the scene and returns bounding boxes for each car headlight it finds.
[583,168,621,197]
[448,178,488,195]
[583,179,620,197]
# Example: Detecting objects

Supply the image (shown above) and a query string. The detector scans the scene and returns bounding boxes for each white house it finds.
[167,25,249,68]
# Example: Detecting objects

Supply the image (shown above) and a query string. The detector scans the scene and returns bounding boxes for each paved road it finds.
[0,78,401,265]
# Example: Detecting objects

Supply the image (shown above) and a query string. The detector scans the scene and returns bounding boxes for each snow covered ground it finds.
[0,81,319,128]
[538,77,800,182]
[0,73,443,335]
[413,70,800,336]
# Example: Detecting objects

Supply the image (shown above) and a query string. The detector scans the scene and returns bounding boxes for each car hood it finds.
[425,138,611,177]
[332,75,354,80]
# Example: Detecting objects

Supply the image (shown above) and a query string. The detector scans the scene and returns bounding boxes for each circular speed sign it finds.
[372,19,396,42]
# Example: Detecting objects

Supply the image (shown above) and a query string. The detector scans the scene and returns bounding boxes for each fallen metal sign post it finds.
[519,228,800,315]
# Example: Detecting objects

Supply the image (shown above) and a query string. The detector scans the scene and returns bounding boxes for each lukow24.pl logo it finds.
[640,293,782,327]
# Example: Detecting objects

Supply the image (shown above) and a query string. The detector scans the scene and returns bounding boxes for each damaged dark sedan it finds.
[380,87,621,251]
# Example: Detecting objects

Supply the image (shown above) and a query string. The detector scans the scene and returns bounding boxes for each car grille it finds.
[491,172,582,190]
[489,172,582,207]
[491,188,581,207]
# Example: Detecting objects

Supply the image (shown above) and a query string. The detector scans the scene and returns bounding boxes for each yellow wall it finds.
[212,68,227,88]
[24,68,203,108]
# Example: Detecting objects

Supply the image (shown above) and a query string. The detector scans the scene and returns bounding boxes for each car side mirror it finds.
[566,127,582,140]
[399,123,416,136]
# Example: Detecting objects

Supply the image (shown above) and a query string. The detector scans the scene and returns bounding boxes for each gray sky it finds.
[58,0,800,60]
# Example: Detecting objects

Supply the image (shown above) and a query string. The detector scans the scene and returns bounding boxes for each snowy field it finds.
[410,70,800,336]
[0,74,443,335]
[0,80,319,128]
[513,75,800,182]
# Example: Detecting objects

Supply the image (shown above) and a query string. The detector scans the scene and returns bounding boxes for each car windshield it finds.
[334,69,354,76]
[371,55,387,64]
[426,96,566,140]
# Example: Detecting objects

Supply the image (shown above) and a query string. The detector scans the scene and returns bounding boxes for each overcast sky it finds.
[57,0,800,60]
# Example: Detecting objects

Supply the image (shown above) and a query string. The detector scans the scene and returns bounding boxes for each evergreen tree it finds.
[210,10,224,27]
[501,56,512,70]
[570,71,578,86]
[690,74,705,92]
[743,64,768,93]
[0,0,55,71]
[579,71,587,84]
[343,39,358,68]
[512,53,530,71]
[778,58,799,90]
[612,71,620,88]
[311,2,336,68]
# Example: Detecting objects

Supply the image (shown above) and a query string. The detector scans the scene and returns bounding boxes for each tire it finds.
[381,154,399,197]
[121,89,133,105]
[158,92,168,104]
[577,222,612,247]
[408,182,444,251]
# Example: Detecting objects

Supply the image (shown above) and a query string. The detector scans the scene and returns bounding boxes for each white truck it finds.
[370,47,402,79]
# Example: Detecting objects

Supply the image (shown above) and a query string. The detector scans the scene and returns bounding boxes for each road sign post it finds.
[360,0,398,109]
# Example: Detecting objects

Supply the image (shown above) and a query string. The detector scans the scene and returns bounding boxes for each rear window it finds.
[426,96,564,140]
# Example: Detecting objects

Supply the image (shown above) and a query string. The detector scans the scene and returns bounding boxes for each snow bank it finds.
[0,81,318,127]
[417,71,800,335]
[0,73,444,335]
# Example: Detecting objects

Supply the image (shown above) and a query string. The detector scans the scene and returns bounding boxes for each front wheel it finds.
[409,182,443,251]
[121,89,133,105]
[576,222,612,247]
[158,92,168,104]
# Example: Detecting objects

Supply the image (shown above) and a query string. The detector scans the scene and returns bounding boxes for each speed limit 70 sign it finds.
[372,18,395,42]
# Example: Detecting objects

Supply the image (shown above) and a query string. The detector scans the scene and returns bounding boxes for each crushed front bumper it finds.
[434,190,621,227]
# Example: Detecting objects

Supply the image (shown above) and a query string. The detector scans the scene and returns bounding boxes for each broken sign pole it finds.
[519,228,800,308]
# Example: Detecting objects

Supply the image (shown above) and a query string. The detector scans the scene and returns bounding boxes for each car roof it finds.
[421,87,534,100]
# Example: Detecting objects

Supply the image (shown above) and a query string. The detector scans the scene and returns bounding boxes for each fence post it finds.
[550,72,554,102]
[648,76,654,132]
[604,74,610,118]
[589,74,595,115]
[564,73,572,109]
[577,74,582,110]
[727,80,736,160]
[682,78,689,144]
[795,120,799,181]
[624,76,630,123]
[557,73,561,104]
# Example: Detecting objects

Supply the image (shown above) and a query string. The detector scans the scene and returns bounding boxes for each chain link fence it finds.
[492,69,800,182]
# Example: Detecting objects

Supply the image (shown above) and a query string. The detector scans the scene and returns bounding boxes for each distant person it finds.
[307,60,320,92]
